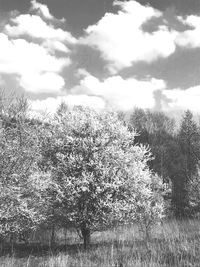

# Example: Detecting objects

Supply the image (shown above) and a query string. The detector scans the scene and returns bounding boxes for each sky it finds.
[1,0,200,115]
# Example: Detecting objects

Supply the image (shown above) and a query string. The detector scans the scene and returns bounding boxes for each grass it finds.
[1,219,200,266]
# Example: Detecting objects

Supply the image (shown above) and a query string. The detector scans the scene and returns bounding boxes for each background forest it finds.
[1,93,200,266]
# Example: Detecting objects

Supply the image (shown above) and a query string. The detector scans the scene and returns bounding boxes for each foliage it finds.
[128,108,200,218]
[129,108,175,180]
[0,97,46,239]
[39,106,165,247]
[171,110,200,217]
[178,110,200,180]
[188,169,200,215]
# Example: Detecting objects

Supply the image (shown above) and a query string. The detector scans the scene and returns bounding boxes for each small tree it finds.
[111,146,165,240]
[0,97,46,243]
[42,106,165,248]
[174,110,200,217]
[188,168,200,215]
[178,110,200,178]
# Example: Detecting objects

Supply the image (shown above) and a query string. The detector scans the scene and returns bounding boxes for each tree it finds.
[0,97,46,243]
[128,108,149,144]
[41,106,164,248]
[188,168,200,214]
[178,110,200,180]
[129,109,175,182]
[173,110,200,216]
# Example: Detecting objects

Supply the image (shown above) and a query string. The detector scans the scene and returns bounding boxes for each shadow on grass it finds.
[1,234,200,267]
[0,237,178,257]
[0,243,83,258]
[0,238,147,258]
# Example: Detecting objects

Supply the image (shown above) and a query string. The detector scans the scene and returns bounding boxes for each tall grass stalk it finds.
[0,219,200,266]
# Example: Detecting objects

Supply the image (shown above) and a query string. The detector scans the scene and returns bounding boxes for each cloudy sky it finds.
[1,0,200,114]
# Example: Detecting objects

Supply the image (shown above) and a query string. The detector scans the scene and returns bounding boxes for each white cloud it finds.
[163,86,200,112]
[4,0,200,111]
[71,72,166,110]
[5,14,76,45]
[31,0,54,20]
[30,94,105,116]
[19,72,65,94]
[0,34,68,74]
[30,73,166,115]
[4,0,77,55]
[65,95,105,109]
[42,40,70,53]
[0,33,69,93]
[177,15,200,28]
[80,0,176,73]
[176,15,200,48]
[0,1,78,94]
[76,68,91,78]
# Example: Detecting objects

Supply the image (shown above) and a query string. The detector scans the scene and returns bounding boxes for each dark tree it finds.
[173,110,200,217]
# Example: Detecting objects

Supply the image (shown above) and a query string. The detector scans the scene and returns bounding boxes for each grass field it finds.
[0,219,200,266]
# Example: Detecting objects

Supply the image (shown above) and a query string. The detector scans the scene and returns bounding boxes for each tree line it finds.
[0,96,165,249]
[126,108,200,218]
[0,94,200,250]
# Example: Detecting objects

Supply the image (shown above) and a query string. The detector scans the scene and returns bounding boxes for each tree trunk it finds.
[172,176,189,218]
[81,224,90,249]
[10,234,15,255]
[0,237,3,256]
[50,225,56,249]
[64,228,67,248]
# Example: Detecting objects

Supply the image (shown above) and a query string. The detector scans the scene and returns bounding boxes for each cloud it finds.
[30,0,54,20]
[71,72,166,110]
[163,85,200,112]
[19,72,65,94]
[30,94,105,116]
[5,14,76,45]
[80,0,176,73]
[0,0,78,94]
[0,33,69,93]
[4,0,76,55]
[176,15,200,48]
[0,33,68,74]
[42,40,70,53]
[3,0,200,111]
[29,72,166,117]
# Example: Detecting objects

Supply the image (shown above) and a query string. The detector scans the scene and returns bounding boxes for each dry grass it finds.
[1,219,200,266]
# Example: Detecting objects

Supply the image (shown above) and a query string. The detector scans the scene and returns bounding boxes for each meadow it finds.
[0,219,200,267]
